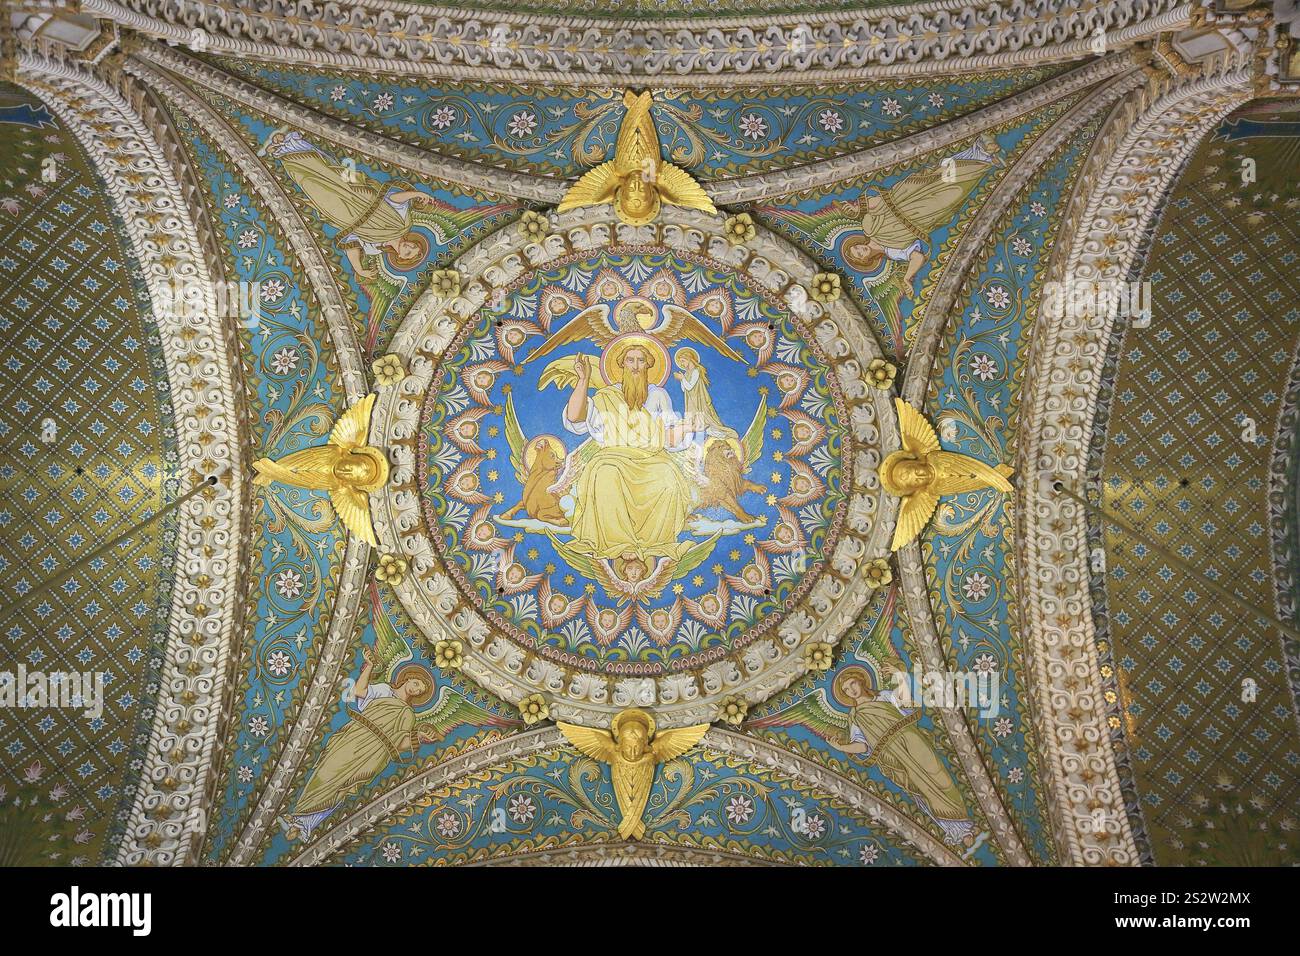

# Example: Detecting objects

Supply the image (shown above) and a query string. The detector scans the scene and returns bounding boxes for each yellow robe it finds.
[569,386,692,561]
[850,701,967,823]
[278,149,411,245]
[292,695,414,816]
[862,159,989,249]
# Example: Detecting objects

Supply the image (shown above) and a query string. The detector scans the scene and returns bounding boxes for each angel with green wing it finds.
[281,583,519,842]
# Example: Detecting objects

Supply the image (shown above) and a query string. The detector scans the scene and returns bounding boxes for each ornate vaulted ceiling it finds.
[1,0,1297,869]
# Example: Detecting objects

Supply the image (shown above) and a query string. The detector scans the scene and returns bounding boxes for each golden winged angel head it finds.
[331,446,390,491]
[612,708,656,760]
[879,450,936,496]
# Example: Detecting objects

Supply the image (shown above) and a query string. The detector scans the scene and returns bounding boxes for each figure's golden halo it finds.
[522,433,566,471]
[392,664,435,707]
[601,332,670,387]
[612,707,656,739]
[831,664,875,707]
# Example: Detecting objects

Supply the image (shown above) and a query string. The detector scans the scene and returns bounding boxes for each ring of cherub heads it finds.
[374,207,894,728]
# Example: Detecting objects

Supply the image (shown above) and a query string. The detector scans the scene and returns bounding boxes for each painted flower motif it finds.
[973,653,998,674]
[804,642,834,672]
[270,347,299,375]
[1007,766,1024,784]
[718,695,748,727]
[803,813,827,839]
[518,693,549,725]
[223,193,241,209]
[237,765,253,783]
[810,271,841,303]
[375,553,408,585]
[865,358,897,390]
[372,352,406,386]
[266,650,293,677]
[507,111,538,138]
[881,97,902,117]
[508,794,536,824]
[970,353,998,381]
[986,284,1012,310]
[723,212,756,243]
[430,106,456,129]
[518,209,550,241]
[725,795,755,825]
[434,638,463,670]
[274,569,303,598]
[739,113,769,140]
[962,571,992,601]
[1030,201,1047,217]
[863,557,892,590]
[429,268,460,298]
[859,843,880,865]
[818,109,844,134]
[372,93,394,112]
[382,842,402,862]
[329,86,346,102]
[435,812,460,837]
[261,278,286,302]
[994,717,1013,738]
[248,715,269,738]
[1011,237,1032,258]
[928,93,945,108]
[237,229,259,249]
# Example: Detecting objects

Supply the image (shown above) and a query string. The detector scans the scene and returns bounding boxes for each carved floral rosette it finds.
[371,205,899,728]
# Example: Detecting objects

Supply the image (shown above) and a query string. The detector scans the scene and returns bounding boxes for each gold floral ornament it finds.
[863,558,893,589]
[723,212,757,243]
[251,394,388,546]
[518,209,551,241]
[717,695,748,727]
[434,639,463,670]
[558,708,709,840]
[375,552,408,585]
[804,642,834,672]
[866,358,897,390]
[428,268,460,298]
[810,271,842,304]
[518,693,550,725]
[371,353,405,387]
[558,89,716,226]
[881,398,1014,552]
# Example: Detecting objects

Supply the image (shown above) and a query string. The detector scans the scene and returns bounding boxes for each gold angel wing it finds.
[745,688,851,742]
[894,398,940,457]
[650,723,709,762]
[503,391,528,484]
[654,162,717,215]
[329,485,378,546]
[557,161,621,213]
[740,400,767,467]
[538,354,611,392]
[890,488,940,552]
[929,451,1015,496]
[524,305,615,366]
[556,721,618,764]
[658,304,744,364]
[329,393,377,449]
[614,89,658,175]
[414,686,523,743]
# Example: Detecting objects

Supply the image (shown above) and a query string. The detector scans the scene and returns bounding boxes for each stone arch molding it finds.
[371,205,901,730]
[1017,52,1254,866]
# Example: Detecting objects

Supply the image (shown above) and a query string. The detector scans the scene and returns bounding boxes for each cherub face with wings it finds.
[881,453,936,495]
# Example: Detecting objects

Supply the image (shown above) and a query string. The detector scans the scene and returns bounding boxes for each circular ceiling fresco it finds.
[373,206,896,726]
